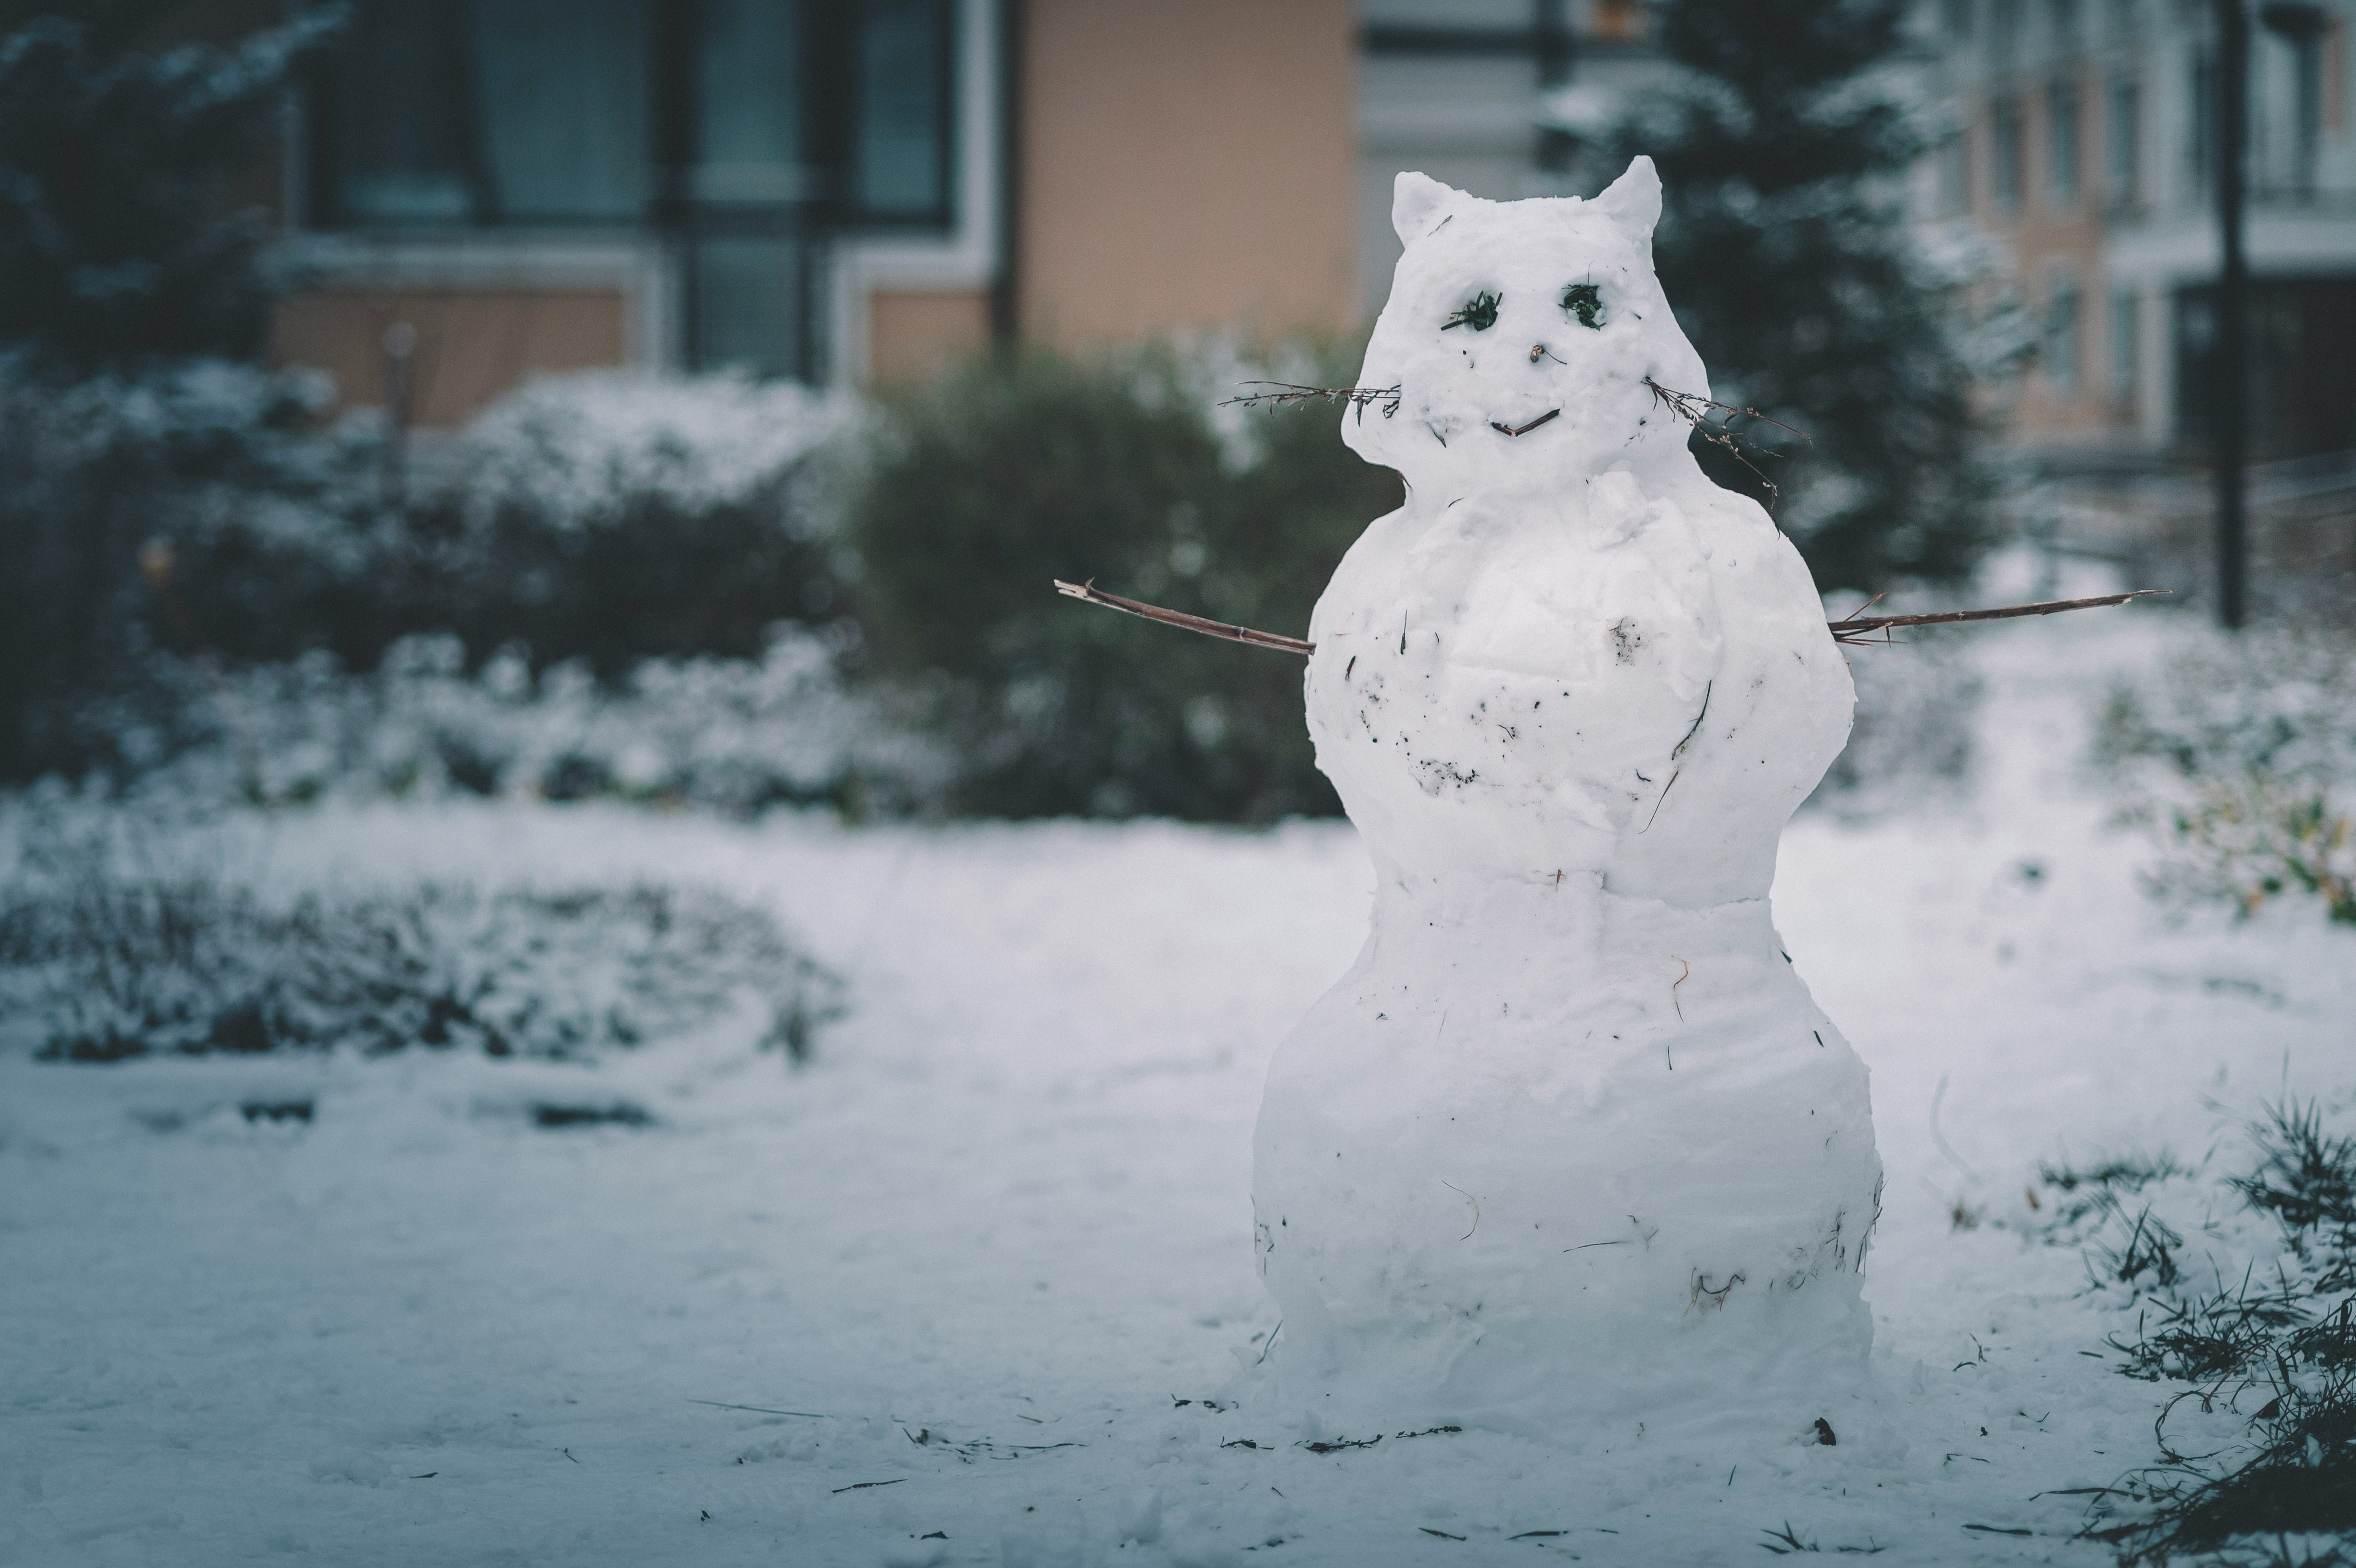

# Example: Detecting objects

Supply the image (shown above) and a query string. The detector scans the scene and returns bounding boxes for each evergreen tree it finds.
[0,3,338,781]
[0,1,335,373]
[1606,0,1989,592]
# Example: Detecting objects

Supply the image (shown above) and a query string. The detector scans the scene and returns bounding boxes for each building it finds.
[145,0,2356,481]
[1906,0,2356,605]
[127,1,1654,427]
[256,0,1355,425]
[1918,0,2356,464]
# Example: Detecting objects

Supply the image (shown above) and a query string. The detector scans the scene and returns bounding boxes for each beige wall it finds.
[1019,0,1358,347]
[869,291,993,384]
[1970,75,2122,441]
[272,289,629,428]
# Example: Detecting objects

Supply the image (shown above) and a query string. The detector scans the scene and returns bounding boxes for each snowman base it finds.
[1243,879,1881,1442]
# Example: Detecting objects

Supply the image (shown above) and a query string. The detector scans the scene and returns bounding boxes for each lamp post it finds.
[2214,0,2249,630]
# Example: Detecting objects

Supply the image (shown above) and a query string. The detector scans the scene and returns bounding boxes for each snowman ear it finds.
[1391,171,1464,245]
[1593,155,1663,238]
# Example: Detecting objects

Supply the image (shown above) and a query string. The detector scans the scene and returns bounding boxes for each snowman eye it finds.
[1441,291,1500,332]
[1561,283,1604,329]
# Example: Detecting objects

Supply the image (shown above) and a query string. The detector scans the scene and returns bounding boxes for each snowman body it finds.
[1249,162,1881,1436]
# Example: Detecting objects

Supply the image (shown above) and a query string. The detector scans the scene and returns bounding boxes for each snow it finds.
[128,626,943,814]
[4,609,2352,1565]
[456,370,851,537]
[1252,163,1877,1433]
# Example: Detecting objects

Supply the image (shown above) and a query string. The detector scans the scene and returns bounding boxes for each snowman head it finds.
[1345,157,1706,499]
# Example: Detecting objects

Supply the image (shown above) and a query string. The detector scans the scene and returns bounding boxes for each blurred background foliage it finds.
[1606,0,1994,591]
[0,0,2006,823]
[0,2,337,784]
[851,348,1396,820]
[0,1,337,372]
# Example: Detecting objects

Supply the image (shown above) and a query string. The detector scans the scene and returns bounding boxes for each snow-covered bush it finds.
[0,350,378,782]
[850,341,1396,820]
[0,853,843,1065]
[0,5,363,782]
[0,8,875,809]
[429,370,857,677]
[90,628,946,817]
[8,365,880,805]
[2097,630,2356,926]
[458,369,851,534]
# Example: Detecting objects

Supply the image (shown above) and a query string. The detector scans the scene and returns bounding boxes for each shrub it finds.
[2096,629,2356,927]
[0,852,843,1064]
[0,8,374,784]
[156,368,858,686]
[422,370,855,679]
[849,343,1399,820]
[2151,778,2356,926]
[0,353,366,782]
[2,366,862,792]
[82,628,944,816]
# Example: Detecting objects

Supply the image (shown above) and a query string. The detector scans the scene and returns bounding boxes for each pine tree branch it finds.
[1053,581,2169,658]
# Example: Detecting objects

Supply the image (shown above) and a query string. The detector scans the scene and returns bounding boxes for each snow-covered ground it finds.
[4,612,2350,1567]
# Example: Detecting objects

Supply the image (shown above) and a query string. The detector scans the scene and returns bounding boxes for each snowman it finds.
[1247,159,1883,1438]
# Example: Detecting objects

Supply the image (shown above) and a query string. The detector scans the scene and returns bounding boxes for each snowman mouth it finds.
[1489,410,1561,438]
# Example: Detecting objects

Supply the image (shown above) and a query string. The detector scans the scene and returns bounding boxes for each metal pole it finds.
[1534,0,1578,177]
[991,0,1025,346]
[380,321,416,512]
[2215,0,2250,629]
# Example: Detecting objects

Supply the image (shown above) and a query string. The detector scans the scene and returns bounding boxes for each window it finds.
[693,0,808,206]
[1991,96,2025,210]
[313,0,954,229]
[1988,0,2021,65]
[2107,74,2140,203]
[687,0,814,379]
[2175,278,2356,459]
[2047,80,2080,204]
[2049,0,2080,54]
[2190,51,2214,192]
[2108,288,2139,408]
[314,0,653,225]
[2044,272,2082,395]
[2273,7,2328,197]
[2104,0,2137,47]
[856,0,954,221]
[306,1,957,379]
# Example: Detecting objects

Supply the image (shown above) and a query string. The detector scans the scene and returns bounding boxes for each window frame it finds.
[1990,94,2026,212]
[300,0,959,237]
[2044,269,2083,397]
[2046,77,2081,207]
[2105,71,2140,207]
[2107,286,2139,410]
[849,0,960,230]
